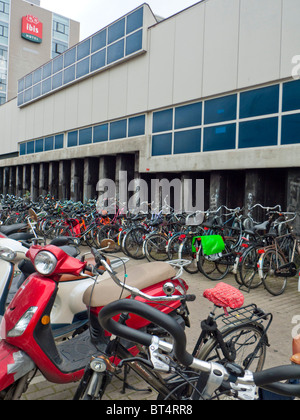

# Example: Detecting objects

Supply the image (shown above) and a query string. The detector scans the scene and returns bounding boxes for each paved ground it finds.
[20,253,300,400]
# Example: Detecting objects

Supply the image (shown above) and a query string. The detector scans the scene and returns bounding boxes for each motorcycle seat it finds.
[83,262,176,307]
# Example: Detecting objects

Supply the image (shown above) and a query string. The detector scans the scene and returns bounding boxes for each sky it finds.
[39,0,199,41]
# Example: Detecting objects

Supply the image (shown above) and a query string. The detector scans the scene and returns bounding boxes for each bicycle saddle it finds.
[203,282,244,313]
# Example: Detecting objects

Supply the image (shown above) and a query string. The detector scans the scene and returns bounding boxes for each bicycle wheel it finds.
[167,233,185,260]
[238,245,263,289]
[196,322,267,372]
[261,249,287,296]
[97,224,121,252]
[144,233,169,262]
[197,244,230,281]
[178,236,198,274]
[123,227,147,259]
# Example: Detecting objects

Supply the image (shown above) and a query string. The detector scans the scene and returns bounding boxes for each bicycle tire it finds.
[196,322,267,372]
[197,244,230,281]
[144,233,169,262]
[261,249,287,296]
[97,224,121,252]
[238,245,263,289]
[178,236,199,274]
[123,227,147,259]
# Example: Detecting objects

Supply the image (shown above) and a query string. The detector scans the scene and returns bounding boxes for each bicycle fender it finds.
[0,341,35,391]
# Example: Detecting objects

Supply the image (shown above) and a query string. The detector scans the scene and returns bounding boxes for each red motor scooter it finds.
[0,241,192,399]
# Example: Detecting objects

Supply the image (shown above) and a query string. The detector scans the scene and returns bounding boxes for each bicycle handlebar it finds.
[99,299,300,399]
[98,298,194,367]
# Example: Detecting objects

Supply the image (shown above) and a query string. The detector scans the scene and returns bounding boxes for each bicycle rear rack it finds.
[216,303,273,334]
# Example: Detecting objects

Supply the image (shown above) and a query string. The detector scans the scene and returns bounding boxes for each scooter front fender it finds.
[0,340,35,392]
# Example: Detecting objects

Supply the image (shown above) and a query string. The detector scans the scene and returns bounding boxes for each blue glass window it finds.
[53,54,63,74]
[52,72,63,90]
[239,118,278,149]
[76,57,90,79]
[203,124,236,152]
[175,102,202,129]
[205,95,237,124]
[110,119,127,140]
[77,39,90,61]
[64,65,75,84]
[33,83,41,99]
[68,131,78,147]
[152,133,172,156]
[17,93,24,106]
[282,80,300,112]
[24,88,32,103]
[240,85,279,119]
[126,29,143,56]
[281,114,300,145]
[19,143,26,156]
[35,139,44,153]
[174,129,201,154]
[128,115,145,137]
[55,134,64,149]
[42,78,51,95]
[33,68,42,84]
[27,141,35,154]
[25,74,32,89]
[42,62,52,79]
[91,49,106,72]
[126,8,143,34]
[18,78,24,93]
[45,136,54,151]
[94,124,108,142]
[91,29,106,53]
[153,109,173,133]
[108,18,125,44]
[107,39,124,64]
[64,48,76,68]
[79,127,92,145]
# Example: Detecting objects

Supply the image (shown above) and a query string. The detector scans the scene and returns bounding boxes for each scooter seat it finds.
[83,262,176,307]
[0,223,27,236]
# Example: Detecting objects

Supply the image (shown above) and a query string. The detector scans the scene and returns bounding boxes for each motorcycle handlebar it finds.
[98,299,194,367]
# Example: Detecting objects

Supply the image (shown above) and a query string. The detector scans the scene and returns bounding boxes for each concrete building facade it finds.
[0,0,300,216]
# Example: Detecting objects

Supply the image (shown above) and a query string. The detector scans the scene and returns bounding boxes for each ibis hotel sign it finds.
[21,15,43,43]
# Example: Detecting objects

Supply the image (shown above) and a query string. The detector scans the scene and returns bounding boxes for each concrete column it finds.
[31,164,39,202]
[58,160,71,200]
[115,154,135,208]
[209,171,227,210]
[39,163,49,197]
[83,157,99,202]
[3,167,9,195]
[70,159,84,202]
[48,162,59,199]
[8,167,16,195]
[0,168,4,195]
[244,169,265,220]
[16,166,23,197]
[23,165,31,198]
[287,168,300,232]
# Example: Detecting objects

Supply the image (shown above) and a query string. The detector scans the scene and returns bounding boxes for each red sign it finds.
[21,15,43,43]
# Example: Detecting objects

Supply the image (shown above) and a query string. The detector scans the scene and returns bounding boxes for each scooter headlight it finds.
[34,251,57,275]
[0,246,17,262]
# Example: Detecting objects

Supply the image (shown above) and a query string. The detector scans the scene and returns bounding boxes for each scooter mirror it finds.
[29,208,38,222]
[99,239,115,251]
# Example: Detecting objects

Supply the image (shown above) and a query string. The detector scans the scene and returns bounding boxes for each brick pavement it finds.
[20,255,300,400]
